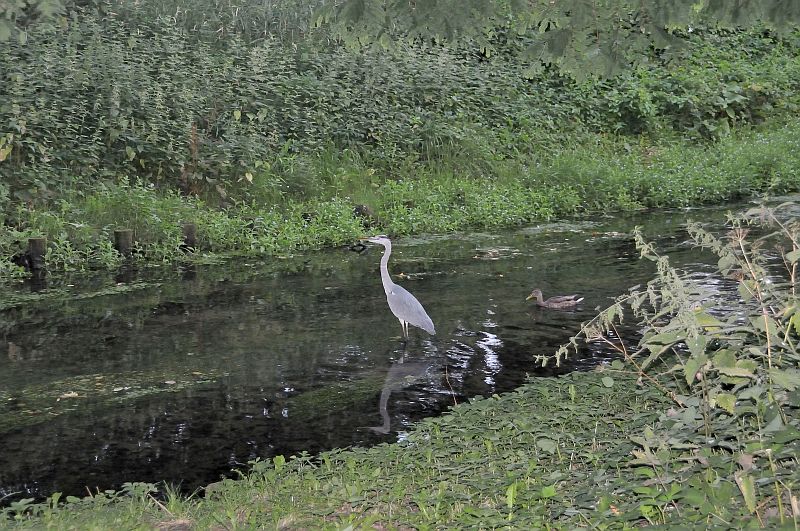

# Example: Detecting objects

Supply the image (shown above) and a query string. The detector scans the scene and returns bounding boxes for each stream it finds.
[0,205,737,504]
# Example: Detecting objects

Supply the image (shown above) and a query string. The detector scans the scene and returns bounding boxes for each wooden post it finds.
[115,266,135,284]
[28,237,47,271]
[114,229,134,257]
[182,222,197,251]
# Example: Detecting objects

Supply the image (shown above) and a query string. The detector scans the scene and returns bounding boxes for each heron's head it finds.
[362,235,392,246]
[526,288,543,301]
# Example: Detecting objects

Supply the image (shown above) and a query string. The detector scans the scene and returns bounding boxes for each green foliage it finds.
[1,2,799,277]
[547,201,800,525]
[5,179,200,271]
[0,0,63,43]
[2,120,800,279]
[319,0,800,78]
[1,12,798,203]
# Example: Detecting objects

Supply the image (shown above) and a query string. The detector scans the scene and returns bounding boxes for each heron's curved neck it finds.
[379,242,395,291]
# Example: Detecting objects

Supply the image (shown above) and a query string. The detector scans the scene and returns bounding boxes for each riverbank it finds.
[3,19,800,281]
[3,119,799,282]
[1,370,669,528]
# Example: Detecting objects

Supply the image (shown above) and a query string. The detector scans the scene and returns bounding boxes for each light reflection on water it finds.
[0,206,740,503]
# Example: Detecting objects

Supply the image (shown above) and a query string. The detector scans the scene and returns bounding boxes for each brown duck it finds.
[526,288,584,309]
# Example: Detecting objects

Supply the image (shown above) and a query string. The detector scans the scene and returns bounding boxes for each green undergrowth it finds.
[2,120,800,282]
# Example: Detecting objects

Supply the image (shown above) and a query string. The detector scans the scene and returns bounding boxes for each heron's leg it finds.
[400,319,408,339]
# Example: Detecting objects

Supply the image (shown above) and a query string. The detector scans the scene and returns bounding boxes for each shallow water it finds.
[0,206,736,503]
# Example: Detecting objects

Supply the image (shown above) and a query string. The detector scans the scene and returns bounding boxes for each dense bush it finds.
[1,6,799,204]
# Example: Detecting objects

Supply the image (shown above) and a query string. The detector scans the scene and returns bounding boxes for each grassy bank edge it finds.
[2,119,800,284]
[3,370,673,529]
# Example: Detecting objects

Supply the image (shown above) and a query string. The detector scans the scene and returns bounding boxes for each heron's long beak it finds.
[525,293,534,301]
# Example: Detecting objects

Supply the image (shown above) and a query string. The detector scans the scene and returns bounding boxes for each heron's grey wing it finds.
[386,284,436,335]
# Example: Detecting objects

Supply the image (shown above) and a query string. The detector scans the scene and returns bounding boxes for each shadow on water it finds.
[0,205,739,504]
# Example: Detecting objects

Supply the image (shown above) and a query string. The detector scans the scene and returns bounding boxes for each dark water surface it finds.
[0,206,735,503]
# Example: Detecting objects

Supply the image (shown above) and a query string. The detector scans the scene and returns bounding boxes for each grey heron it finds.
[363,235,435,338]
[526,288,584,309]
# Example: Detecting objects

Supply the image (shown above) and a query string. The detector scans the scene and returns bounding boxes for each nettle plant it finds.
[542,202,799,523]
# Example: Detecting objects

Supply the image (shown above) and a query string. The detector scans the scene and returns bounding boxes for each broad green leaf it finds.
[641,343,672,370]
[641,331,684,370]
[720,375,750,386]
[536,438,556,453]
[694,310,726,330]
[717,254,737,272]
[715,393,736,414]
[0,144,12,162]
[786,249,800,265]
[764,412,785,433]
[644,331,682,345]
[717,366,754,378]
[735,473,757,513]
[791,312,800,335]
[736,359,758,372]
[772,427,800,444]
[0,21,10,42]
[679,486,707,506]
[738,281,754,302]
[541,485,557,498]
[684,354,707,386]
[738,385,765,401]
[712,349,735,369]
[686,335,708,357]
[750,315,780,337]
[601,376,614,388]
[769,368,800,391]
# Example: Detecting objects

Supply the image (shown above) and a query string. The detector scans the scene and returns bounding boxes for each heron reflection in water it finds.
[365,353,432,435]
[362,235,435,339]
